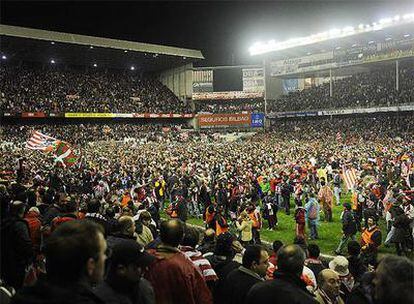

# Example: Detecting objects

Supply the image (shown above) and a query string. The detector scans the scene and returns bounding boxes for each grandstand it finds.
[248,14,414,120]
[0,24,203,124]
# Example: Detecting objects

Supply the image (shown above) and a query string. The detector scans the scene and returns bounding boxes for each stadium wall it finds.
[159,63,193,101]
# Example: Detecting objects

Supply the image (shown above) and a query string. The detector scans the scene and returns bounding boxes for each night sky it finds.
[1,1,413,66]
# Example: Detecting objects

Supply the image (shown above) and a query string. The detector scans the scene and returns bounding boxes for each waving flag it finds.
[342,165,358,191]
[26,131,58,151]
[26,131,78,168]
[53,141,78,168]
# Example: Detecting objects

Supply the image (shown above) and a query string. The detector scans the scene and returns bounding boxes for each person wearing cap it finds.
[1,201,33,290]
[329,256,355,302]
[335,203,357,255]
[314,269,344,304]
[94,240,155,304]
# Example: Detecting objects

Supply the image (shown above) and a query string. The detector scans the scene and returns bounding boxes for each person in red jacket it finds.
[145,219,213,304]
[295,202,306,239]
[24,207,42,256]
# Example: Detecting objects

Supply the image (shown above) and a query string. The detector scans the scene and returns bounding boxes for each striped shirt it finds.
[180,246,218,282]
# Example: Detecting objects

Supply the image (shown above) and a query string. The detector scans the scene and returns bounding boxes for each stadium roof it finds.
[251,16,414,59]
[0,24,204,72]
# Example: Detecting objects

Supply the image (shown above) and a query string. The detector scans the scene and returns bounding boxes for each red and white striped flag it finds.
[342,165,358,191]
[336,131,342,142]
[26,131,57,151]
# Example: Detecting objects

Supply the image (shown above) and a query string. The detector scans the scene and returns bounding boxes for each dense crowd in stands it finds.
[269,64,414,112]
[1,114,413,303]
[0,64,190,114]
[195,98,264,114]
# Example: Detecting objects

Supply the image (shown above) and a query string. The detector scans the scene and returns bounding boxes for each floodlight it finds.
[130,66,135,70]
[50,59,55,64]
[90,46,94,49]
[124,50,128,53]
[342,26,355,34]
[1,55,6,60]
[403,13,414,20]
[93,63,98,67]
[51,41,55,45]
[379,18,393,25]
[328,29,341,37]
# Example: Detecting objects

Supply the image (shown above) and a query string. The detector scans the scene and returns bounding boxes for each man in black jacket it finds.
[11,220,107,304]
[335,203,357,255]
[1,201,33,290]
[223,245,268,304]
[94,240,155,304]
[245,244,317,304]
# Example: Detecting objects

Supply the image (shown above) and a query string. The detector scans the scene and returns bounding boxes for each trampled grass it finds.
[178,192,398,255]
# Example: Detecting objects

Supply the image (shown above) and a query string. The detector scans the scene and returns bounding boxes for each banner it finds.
[65,113,116,118]
[198,113,251,128]
[22,112,46,118]
[193,91,263,101]
[250,113,265,127]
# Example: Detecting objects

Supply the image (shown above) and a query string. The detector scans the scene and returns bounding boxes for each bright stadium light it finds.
[51,41,55,45]
[1,55,6,60]
[90,46,94,49]
[342,26,355,34]
[328,28,341,37]
[50,59,55,64]
[130,66,135,70]
[93,63,98,67]
[379,18,393,25]
[248,12,412,56]
[124,50,128,53]
[403,13,414,20]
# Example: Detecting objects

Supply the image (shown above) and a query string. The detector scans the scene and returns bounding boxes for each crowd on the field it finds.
[268,64,414,113]
[195,98,265,114]
[1,114,413,303]
[0,64,190,114]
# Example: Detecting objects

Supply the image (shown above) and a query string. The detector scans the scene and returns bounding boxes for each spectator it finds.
[329,255,355,302]
[179,226,218,287]
[94,240,155,304]
[314,269,344,304]
[11,220,107,304]
[223,245,268,304]
[1,201,33,290]
[304,244,325,277]
[346,241,367,283]
[335,203,357,255]
[144,219,212,304]
[246,244,318,304]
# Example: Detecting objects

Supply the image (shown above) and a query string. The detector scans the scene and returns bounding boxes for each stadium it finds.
[0,2,413,304]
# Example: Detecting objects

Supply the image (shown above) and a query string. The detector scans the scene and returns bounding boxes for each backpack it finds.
[308,202,318,220]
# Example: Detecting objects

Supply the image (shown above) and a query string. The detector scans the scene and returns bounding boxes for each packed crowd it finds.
[1,114,413,304]
[0,64,190,114]
[269,64,414,112]
[195,98,264,114]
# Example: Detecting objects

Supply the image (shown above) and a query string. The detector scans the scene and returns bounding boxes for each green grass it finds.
[165,193,398,256]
